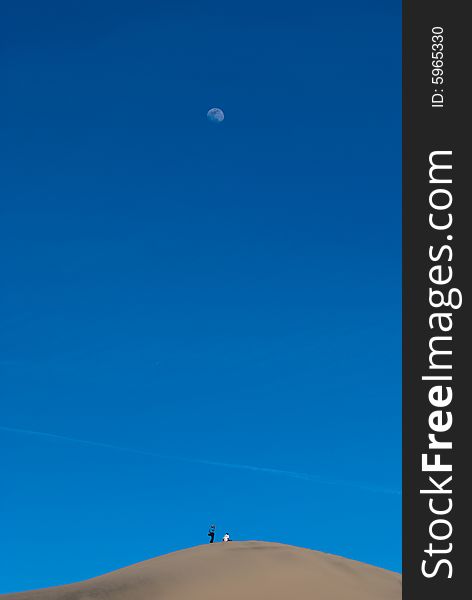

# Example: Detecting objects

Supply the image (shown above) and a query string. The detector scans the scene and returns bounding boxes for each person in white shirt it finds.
[222,533,231,542]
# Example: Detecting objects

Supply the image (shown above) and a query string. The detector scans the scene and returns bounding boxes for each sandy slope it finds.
[2,541,402,600]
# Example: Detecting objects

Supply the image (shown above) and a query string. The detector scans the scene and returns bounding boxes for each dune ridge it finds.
[2,541,402,600]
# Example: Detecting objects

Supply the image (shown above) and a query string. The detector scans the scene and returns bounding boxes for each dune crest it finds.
[3,541,401,600]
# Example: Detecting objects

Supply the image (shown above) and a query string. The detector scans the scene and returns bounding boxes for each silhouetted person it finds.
[208,524,216,543]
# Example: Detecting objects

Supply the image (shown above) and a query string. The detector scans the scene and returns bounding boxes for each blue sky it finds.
[0,0,401,592]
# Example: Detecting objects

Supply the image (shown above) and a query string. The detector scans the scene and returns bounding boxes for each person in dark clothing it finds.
[208,524,216,543]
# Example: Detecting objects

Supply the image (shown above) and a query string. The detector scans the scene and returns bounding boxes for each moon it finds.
[207,107,224,123]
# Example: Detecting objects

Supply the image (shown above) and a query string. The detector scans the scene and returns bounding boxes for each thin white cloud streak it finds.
[0,426,400,496]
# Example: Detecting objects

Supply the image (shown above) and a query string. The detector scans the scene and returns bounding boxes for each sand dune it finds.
[2,541,402,600]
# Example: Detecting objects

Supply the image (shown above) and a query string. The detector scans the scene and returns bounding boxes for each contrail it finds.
[0,425,173,459]
[0,425,400,495]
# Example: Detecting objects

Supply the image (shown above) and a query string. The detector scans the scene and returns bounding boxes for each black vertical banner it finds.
[403,2,469,599]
